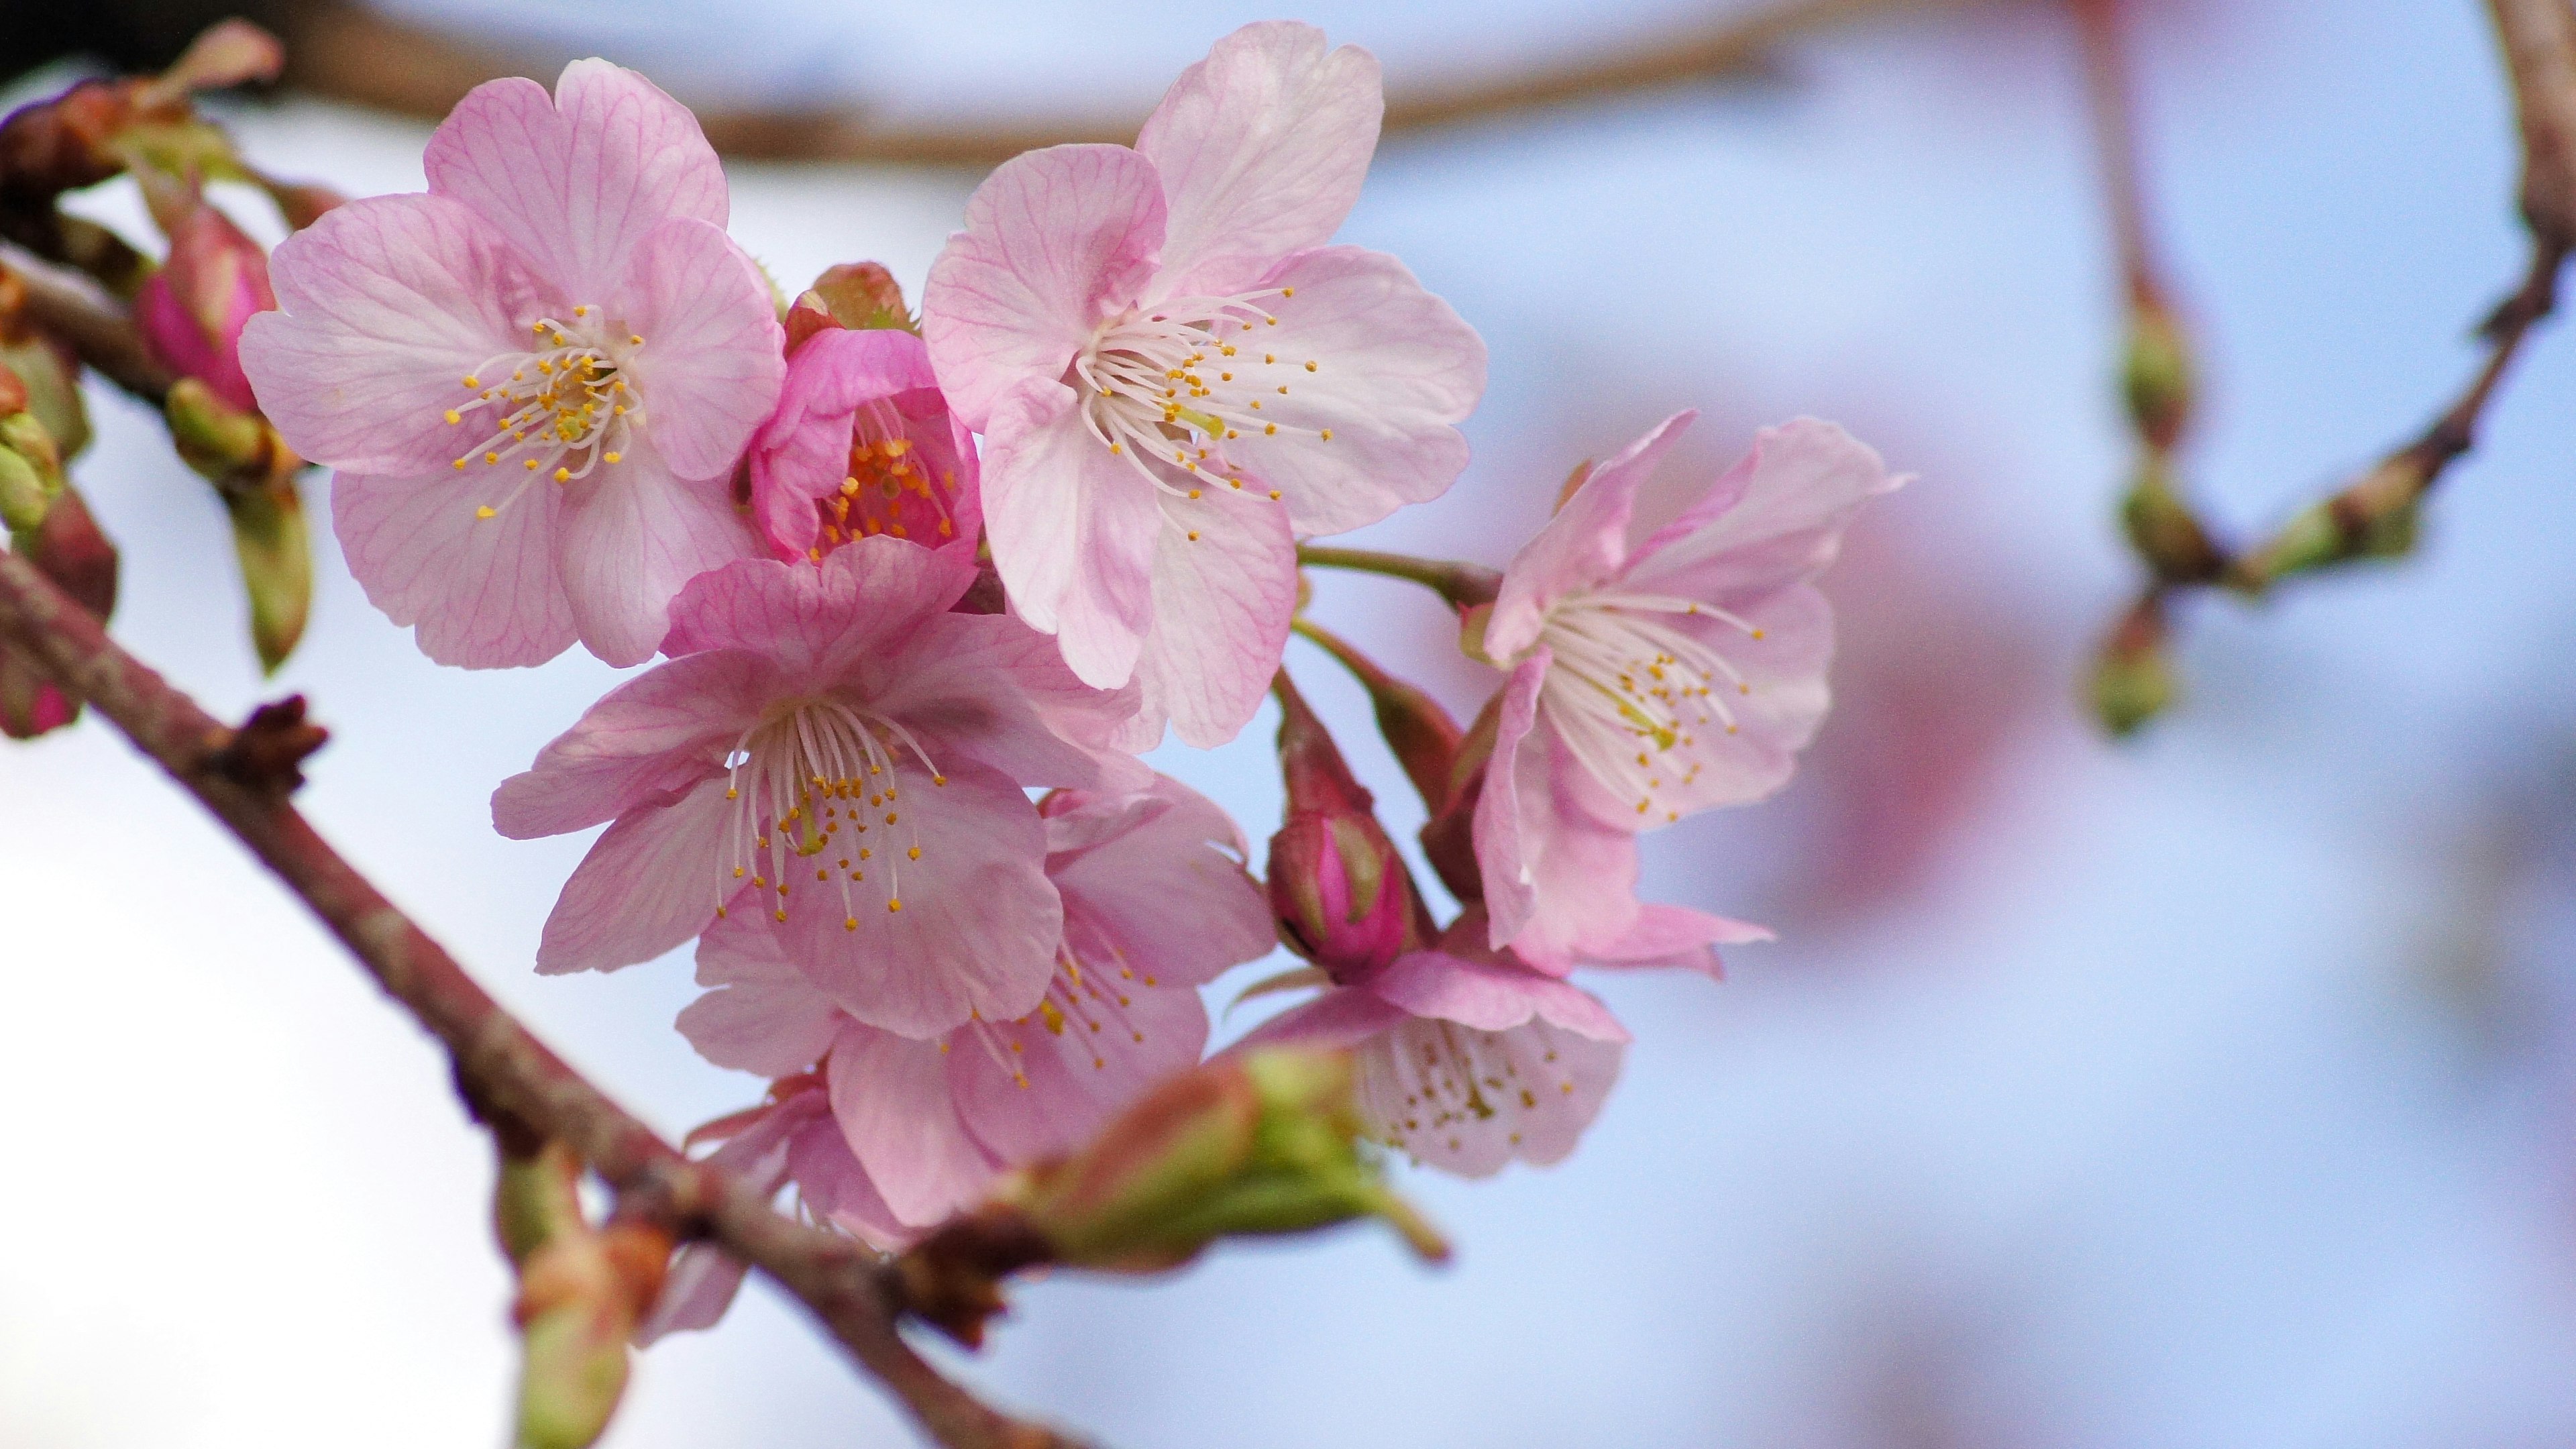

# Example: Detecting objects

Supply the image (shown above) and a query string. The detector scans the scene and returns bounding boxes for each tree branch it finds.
[0,543,1081,1449]
[0,241,174,407]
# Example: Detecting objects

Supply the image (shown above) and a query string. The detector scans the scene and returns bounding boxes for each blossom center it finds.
[809,400,963,559]
[714,698,949,930]
[955,945,1162,1087]
[1356,1018,1580,1160]
[1071,289,1326,508]
[1536,590,1762,824]
[447,307,644,510]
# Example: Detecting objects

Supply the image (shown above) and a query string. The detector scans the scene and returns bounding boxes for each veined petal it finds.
[1474,652,1647,972]
[424,60,727,299]
[680,910,845,1076]
[921,144,1166,431]
[1356,1013,1623,1177]
[1219,246,1485,538]
[1625,417,1902,600]
[492,649,777,839]
[554,434,762,667]
[1371,949,1631,1044]
[1484,410,1695,663]
[863,610,1140,790]
[329,461,578,669]
[828,1022,998,1227]
[535,774,732,974]
[621,217,786,480]
[1131,490,1297,749]
[1047,777,1271,990]
[663,539,975,679]
[1228,983,1411,1054]
[1136,22,1383,299]
[242,193,549,477]
[981,380,1161,689]
[1578,903,1774,980]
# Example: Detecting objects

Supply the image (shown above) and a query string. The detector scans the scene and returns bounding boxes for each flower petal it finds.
[241,193,549,477]
[1483,410,1695,663]
[492,649,776,839]
[680,910,846,1076]
[1474,651,1646,972]
[1356,1012,1623,1177]
[535,775,732,974]
[1048,777,1272,990]
[1371,948,1631,1042]
[554,435,762,667]
[1576,903,1774,980]
[621,217,786,480]
[1135,21,1383,298]
[751,328,976,561]
[1221,246,1485,537]
[1228,983,1411,1054]
[981,381,1161,689]
[920,143,1166,431]
[1625,417,1902,601]
[329,462,578,669]
[862,610,1141,790]
[1132,490,1297,748]
[423,60,727,299]
[828,1021,997,1227]
[775,759,1060,1038]
[661,539,974,679]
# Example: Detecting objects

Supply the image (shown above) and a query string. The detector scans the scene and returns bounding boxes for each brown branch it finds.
[0,241,175,407]
[276,0,1960,166]
[0,543,1081,1449]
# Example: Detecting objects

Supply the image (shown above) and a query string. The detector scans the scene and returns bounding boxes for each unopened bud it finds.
[2122,292,2195,453]
[2118,458,2226,584]
[492,1140,668,1449]
[2233,449,2429,590]
[2088,590,2177,737]
[784,262,912,353]
[0,277,95,459]
[0,405,65,537]
[166,380,311,672]
[1001,1049,1446,1273]
[1269,671,1423,975]
[148,19,286,105]
[1,486,117,738]
[136,192,275,413]
[1418,692,1502,903]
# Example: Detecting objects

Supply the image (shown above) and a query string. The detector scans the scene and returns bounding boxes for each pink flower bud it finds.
[1267,672,1422,979]
[136,199,274,414]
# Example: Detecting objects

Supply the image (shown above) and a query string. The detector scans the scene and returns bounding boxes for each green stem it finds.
[1296,544,1501,608]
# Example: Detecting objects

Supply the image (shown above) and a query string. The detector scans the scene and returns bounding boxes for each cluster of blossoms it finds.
[234,23,1897,1333]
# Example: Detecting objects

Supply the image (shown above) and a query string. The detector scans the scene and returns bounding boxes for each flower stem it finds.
[1295,544,1501,608]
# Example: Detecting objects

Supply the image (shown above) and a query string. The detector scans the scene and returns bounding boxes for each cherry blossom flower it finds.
[657,776,1270,1273]
[239,59,785,668]
[748,325,979,564]
[1235,912,1628,1177]
[492,538,1142,1036]
[1472,412,1900,969]
[921,20,1487,748]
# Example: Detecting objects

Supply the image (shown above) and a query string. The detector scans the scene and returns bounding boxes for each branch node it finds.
[205,694,327,794]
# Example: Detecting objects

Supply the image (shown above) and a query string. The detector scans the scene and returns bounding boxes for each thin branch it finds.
[1296,544,1501,608]
[1,241,174,407]
[0,544,1081,1449]
[276,0,1961,166]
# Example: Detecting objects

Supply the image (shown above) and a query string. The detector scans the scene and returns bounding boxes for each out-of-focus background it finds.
[8,1,2576,1445]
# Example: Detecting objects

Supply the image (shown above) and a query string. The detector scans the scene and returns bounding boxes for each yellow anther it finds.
[1304,361,1318,372]
[886,898,904,913]
[453,458,468,470]
[462,375,480,388]
[907,846,920,860]
[475,505,497,519]
[604,451,621,464]
[443,409,462,425]
[553,467,571,482]
[1320,429,1334,441]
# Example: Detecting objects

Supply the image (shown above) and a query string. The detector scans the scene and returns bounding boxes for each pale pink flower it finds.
[656,777,1269,1297]
[1235,912,1629,1178]
[492,538,1144,1036]
[748,326,979,564]
[239,60,785,668]
[1472,413,1899,969]
[921,21,1487,748]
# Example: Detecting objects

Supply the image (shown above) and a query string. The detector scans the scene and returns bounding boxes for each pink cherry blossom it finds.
[748,326,979,564]
[921,21,1487,748]
[239,59,785,668]
[1235,912,1629,1178]
[492,538,1144,1036]
[135,196,274,414]
[1472,413,1900,968]
[655,777,1269,1294]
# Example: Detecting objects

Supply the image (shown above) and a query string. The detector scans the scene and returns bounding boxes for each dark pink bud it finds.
[136,199,274,414]
[1267,672,1421,980]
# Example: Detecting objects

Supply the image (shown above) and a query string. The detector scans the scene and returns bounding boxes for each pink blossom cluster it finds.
[236,22,1899,1336]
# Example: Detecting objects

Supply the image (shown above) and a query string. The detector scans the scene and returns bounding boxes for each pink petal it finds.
[620,217,786,480]
[1473,651,1646,972]
[635,1242,749,1343]
[862,610,1140,789]
[535,775,731,974]
[241,193,549,477]
[423,61,727,299]
[785,1114,914,1247]
[1135,22,1383,299]
[773,759,1060,1038]
[1577,904,1775,981]
[492,649,777,839]
[680,910,846,1076]
[980,382,1161,689]
[952,973,1211,1168]
[751,328,977,560]
[662,538,974,678]
[1483,410,1695,663]
[1370,949,1631,1044]
[1355,1013,1623,1177]
[329,462,578,668]
[920,144,1166,431]
[1218,246,1485,538]
[1625,417,1902,601]
[828,1022,998,1227]
[1228,984,1411,1054]
[554,437,763,667]
[1048,777,1271,991]
[1132,487,1298,748]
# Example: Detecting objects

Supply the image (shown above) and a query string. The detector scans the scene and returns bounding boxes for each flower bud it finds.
[492,1140,668,1449]
[1418,691,1502,903]
[2088,589,2176,737]
[1,485,117,738]
[166,380,311,673]
[0,376,64,538]
[1004,1049,1446,1273]
[2118,457,2224,585]
[784,262,912,354]
[2121,290,2196,454]
[136,191,276,413]
[1268,672,1421,978]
